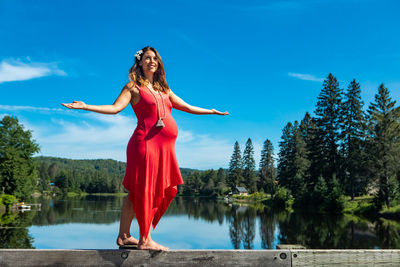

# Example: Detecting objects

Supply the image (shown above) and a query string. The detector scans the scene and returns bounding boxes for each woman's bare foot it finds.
[138,239,169,251]
[116,234,139,246]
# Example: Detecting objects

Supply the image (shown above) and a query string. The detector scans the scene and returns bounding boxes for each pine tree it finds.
[0,116,40,199]
[259,139,276,195]
[341,79,367,199]
[289,121,310,199]
[300,112,320,190]
[228,141,243,190]
[242,138,257,193]
[314,73,343,185]
[366,84,400,207]
[277,122,293,189]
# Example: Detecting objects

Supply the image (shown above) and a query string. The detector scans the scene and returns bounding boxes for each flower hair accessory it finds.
[135,50,143,61]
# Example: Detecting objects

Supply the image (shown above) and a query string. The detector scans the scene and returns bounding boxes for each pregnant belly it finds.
[144,116,178,142]
[160,116,178,140]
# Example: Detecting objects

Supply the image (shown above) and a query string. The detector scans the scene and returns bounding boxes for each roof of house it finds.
[235,186,248,193]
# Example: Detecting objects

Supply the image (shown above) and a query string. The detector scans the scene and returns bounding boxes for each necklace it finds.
[146,84,166,128]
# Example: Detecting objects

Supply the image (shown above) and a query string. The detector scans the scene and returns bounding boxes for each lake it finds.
[1,196,399,249]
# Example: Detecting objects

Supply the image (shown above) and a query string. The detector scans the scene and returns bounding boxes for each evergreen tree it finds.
[300,113,321,191]
[228,141,243,190]
[314,73,343,184]
[341,79,367,199]
[0,116,39,200]
[312,176,328,210]
[277,122,293,189]
[242,138,257,193]
[259,139,276,195]
[289,121,310,199]
[366,84,400,207]
[278,121,310,199]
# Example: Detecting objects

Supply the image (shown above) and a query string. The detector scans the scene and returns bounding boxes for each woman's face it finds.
[140,50,159,74]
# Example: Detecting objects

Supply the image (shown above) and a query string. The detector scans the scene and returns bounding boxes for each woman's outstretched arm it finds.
[169,90,229,115]
[62,83,138,114]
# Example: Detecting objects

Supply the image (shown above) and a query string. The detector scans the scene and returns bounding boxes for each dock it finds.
[1,249,400,266]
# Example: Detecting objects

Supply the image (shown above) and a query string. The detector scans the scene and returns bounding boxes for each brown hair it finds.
[128,46,170,92]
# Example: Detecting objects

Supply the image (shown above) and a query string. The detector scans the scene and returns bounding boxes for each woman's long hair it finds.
[128,46,170,92]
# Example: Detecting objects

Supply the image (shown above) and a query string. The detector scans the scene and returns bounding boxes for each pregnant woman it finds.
[62,46,228,251]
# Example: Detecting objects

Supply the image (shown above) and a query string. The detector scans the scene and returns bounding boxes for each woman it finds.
[62,46,228,251]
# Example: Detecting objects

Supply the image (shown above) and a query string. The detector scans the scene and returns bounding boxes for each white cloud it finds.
[0,104,64,112]
[0,59,66,83]
[30,113,135,161]
[288,72,324,82]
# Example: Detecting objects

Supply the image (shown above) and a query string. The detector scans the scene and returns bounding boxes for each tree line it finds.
[227,73,400,212]
[36,157,126,194]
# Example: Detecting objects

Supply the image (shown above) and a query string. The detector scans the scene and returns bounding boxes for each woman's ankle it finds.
[118,233,131,239]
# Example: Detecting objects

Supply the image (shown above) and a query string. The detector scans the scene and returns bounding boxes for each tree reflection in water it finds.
[1,196,400,249]
[0,211,35,248]
[259,207,280,249]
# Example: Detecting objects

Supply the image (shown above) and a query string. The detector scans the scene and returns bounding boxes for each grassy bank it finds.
[229,192,271,203]
[343,195,400,220]
[343,195,376,216]
[230,193,400,220]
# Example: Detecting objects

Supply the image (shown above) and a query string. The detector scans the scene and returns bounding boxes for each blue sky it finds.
[1,0,399,169]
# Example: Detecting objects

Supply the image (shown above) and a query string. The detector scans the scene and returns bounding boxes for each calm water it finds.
[1,196,400,249]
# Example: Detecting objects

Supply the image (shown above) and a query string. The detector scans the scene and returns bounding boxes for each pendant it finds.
[156,118,165,128]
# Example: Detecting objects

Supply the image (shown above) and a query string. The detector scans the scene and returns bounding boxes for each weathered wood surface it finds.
[291,250,400,267]
[0,249,290,267]
[1,249,400,267]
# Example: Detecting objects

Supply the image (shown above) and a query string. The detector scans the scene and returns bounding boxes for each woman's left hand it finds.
[211,109,229,115]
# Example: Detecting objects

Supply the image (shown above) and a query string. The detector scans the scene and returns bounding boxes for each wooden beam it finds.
[0,249,290,267]
[1,249,399,267]
[291,249,400,267]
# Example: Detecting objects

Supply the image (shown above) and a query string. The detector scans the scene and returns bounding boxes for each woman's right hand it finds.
[62,101,87,110]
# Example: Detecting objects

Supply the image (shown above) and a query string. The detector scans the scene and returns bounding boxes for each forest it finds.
[227,73,400,213]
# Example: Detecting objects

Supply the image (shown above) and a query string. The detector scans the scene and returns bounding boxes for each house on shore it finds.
[233,186,248,196]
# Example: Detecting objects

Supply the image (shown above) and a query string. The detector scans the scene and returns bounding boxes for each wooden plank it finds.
[2,249,400,267]
[291,249,400,267]
[0,249,291,267]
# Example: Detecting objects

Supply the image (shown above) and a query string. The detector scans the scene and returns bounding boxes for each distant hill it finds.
[34,156,203,194]
[35,156,199,177]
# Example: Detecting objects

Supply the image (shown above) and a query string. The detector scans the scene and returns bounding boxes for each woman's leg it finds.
[116,194,139,246]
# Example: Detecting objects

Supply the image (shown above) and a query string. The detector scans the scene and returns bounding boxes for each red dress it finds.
[122,85,183,240]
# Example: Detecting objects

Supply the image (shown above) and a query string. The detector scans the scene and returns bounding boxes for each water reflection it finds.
[32,196,123,226]
[1,196,400,249]
[0,211,35,248]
